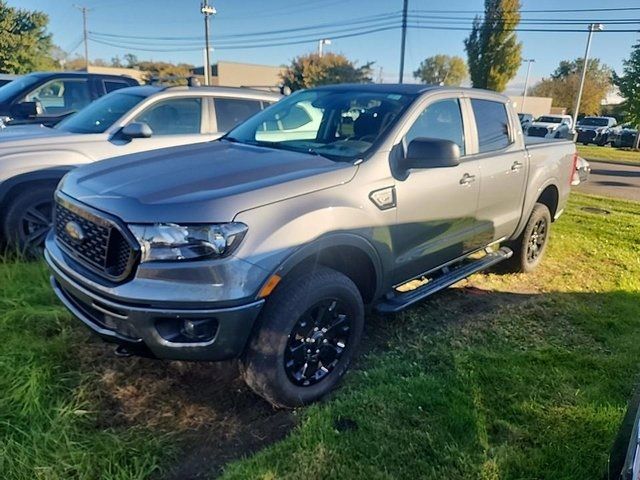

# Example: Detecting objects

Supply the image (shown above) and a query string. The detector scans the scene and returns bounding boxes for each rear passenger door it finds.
[468,97,528,243]
[213,97,263,135]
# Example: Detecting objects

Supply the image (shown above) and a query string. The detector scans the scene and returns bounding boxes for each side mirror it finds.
[10,101,40,119]
[122,122,153,139]
[401,138,460,170]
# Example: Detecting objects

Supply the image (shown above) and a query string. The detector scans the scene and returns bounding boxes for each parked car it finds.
[44,84,576,408]
[525,114,573,139]
[609,123,638,148]
[572,156,591,185]
[0,85,280,250]
[575,116,617,146]
[0,74,19,88]
[0,72,139,128]
[518,112,534,130]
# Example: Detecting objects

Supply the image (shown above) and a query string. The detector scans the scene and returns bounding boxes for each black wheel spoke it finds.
[23,207,51,227]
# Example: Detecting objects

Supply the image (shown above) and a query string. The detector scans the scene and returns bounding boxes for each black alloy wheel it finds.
[284,298,353,387]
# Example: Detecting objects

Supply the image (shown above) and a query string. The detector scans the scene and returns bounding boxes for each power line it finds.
[410,6,640,14]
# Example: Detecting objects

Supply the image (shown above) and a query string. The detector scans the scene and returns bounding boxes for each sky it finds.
[14,0,640,94]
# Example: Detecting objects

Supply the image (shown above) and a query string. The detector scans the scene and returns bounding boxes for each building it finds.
[509,95,554,118]
[192,61,286,89]
[84,65,146,84]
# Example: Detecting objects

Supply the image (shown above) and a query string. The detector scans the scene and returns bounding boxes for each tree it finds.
[614,40,640,148]
[530,58,612,116]
[0,1,57,73]
[135,61,194,85]
[413,55,467,86]
[281,53,373,91]
[464,0,522,92]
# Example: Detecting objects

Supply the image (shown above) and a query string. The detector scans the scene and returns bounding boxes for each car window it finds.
[104,80,131,93]
[470,99,511,153]
[24,78,91,115]
[214,98,262,132]
[260,104,314,132]
[134,97,202,135]
[405,98,466,156]
[56,92,144,134]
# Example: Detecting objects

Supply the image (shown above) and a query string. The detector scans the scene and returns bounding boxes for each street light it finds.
[201,1,217,86]
[520,59,535,113]
[572,23,604,130]
[318,39,331,57]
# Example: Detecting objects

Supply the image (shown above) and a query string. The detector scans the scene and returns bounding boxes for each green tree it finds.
[530,58,612,116]
[413,55,468,86]
[281,53,373,91]
[614,40,640,148]
[0,1,57,73]
[135,61,194,85]
[464,0,522,92]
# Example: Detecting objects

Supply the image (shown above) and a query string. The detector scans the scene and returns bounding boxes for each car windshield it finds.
[55,92,145,134]
[224,88,416,161]
[536,116,562,123]
[0,74,42,103]
[578,117,609,126]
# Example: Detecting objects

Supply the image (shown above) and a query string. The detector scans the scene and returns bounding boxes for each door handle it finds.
[511,161,524,172]
[459,173,476,185]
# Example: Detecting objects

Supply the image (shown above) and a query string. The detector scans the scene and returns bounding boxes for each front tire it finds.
[241,266,364,408]
[2,185,55,255]
[502,203,551,274]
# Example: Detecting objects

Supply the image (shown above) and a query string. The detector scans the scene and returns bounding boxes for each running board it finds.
[375,247,513,314]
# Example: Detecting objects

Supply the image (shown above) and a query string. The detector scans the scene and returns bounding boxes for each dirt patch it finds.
[77,339,296,479]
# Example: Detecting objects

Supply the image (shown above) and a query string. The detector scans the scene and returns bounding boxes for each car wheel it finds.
[241,266,364,408]
[2,185,55,255]
[501,203,552,274]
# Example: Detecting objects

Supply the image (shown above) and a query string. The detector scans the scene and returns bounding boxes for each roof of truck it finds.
[312,83,510,100]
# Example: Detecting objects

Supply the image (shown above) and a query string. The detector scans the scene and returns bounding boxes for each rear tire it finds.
[501,203,551,274]
[2,185,55,255]
[241,266,364,408]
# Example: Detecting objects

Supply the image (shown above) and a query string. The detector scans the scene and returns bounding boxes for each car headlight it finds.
[129,223,248,262]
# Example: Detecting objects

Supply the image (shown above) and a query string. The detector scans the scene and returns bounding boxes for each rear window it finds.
[470,99,511,153]
[214,98,262,132]
[104,80,132,93]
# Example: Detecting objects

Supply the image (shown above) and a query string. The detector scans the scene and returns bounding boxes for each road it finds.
[575,161,640,202]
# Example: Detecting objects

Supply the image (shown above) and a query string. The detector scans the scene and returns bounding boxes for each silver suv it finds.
[45,84,576,407]
[0,85,280,251]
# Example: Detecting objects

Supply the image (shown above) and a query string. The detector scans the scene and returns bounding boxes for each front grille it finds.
[54,196,138,282]
[526,126,549,137]
[577,130,597,142]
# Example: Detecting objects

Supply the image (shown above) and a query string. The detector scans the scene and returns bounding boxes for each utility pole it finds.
[398,0,409,83]
[572,23,604,130]
[74,5,90,70]
[201,1,216,86]
[318,39,331,58]
[520,59,535,113]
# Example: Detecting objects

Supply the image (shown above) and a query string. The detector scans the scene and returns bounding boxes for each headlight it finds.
[129,223,248,262]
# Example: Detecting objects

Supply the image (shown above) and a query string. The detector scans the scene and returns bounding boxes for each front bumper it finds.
[45,244,265,362]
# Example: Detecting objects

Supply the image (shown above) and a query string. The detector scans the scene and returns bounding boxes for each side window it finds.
[134,97,202,135]
[104,80,131,93]
[470,99,511,153]
[405,98,466,155]
[214,98,262,132]
[24,78,91,114]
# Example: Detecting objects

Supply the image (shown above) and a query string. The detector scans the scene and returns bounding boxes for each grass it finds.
[0,193,639,479]
[577,144,640,165]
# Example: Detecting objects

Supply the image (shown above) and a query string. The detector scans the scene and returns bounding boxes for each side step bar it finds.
[375,247,513,314]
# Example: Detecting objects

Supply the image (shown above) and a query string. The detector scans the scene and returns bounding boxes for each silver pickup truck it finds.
[44,84,576,408]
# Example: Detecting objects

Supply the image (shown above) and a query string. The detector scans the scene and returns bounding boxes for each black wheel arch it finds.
[267,233,386,305]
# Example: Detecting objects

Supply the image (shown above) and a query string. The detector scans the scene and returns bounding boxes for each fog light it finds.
[181,319,217,341]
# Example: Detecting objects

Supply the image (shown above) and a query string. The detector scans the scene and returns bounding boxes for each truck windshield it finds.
[536,116,562,123]
[578,117,609,127]
[225,88,415,161]
[0,74,41,103]
[55,92,145,134]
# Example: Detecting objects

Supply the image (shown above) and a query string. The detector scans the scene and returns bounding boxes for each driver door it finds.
[391,96,483,284]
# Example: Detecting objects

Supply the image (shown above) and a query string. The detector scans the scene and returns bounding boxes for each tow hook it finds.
[114,345,134,357]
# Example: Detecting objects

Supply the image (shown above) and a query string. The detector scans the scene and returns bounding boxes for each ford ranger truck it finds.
[44,84,577,408]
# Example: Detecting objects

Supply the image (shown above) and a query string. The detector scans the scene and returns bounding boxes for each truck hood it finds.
[529,121,561,130]
[60,140,358,223]
[576,125,606,131]
[0,125,100,153]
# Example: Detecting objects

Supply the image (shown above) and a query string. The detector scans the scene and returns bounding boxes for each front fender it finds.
[0,166,76,206]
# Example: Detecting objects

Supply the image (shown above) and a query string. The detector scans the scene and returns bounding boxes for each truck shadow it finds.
[80,285,640,479]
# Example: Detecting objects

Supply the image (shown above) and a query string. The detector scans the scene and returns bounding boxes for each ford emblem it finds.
[65,221,85,242]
